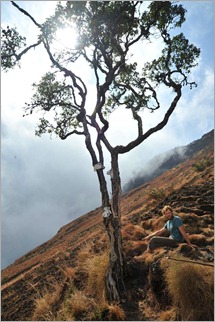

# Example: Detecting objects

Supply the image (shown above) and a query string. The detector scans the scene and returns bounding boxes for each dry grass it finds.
[158,307,178,321]
[84,252,109,302]
[76,241,95,267]
[72,246,125,320]
[32,244,111,321]
[106,303,126,320]
[75,242,109,302]
[122,223,145,241]
[56,250,124,321]
[123,240,147,258]
[32,283,62,321]
[141,218,154,230]
[69,290,96,320]
[202,226,214,237]
[163,259,214,321]
[148,187,166,200]
[139,288,161,321]
[142,215,166,231]
[59,265,76,282]
[56,289,97,321]
[189,233,207,246]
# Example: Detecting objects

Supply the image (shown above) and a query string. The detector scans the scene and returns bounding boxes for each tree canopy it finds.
[1,1,200,149]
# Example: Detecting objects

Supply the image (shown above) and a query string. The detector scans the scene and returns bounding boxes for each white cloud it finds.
[173,67,214,136]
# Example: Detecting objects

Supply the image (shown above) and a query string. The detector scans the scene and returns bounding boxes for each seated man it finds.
[142,205,197,253]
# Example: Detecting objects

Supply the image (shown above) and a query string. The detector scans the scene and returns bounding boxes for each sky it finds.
[1,1,214,269]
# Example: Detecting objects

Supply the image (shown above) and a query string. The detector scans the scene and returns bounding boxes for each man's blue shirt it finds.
[164,216,184,242]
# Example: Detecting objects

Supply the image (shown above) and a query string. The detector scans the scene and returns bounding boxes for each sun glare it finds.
[55,25,78,49]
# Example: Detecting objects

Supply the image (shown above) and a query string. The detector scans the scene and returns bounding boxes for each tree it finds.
[1,1,200,302]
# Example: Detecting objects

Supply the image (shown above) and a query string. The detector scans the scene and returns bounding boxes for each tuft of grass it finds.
[32,283,62,321]
[69,290,95,320]
[148,188,166,200]
[122,223,145,241]
[163,260,214,321]
[106,303,126,320]
[75,243,109,299]
[84,252,109,303]
[92,302,125,321]
[76,241,95,268]
[158,307,178,321]
[57,289,97,321]
[189,233,207,246]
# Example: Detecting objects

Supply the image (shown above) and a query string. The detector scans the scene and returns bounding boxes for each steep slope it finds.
[124,129,214,192]
[1,133,214,321]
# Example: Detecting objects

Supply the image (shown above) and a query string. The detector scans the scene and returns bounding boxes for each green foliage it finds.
[25,72,81,138]
[169,33,200,71]
[1,1,201,141]
[192,158,212,172]
[40,2,71,43]
[1,275,9,285]
[148,187,166,201]
[145,1,186,30]
[30,72,71,111]
[66,1,140,47]
[143,32,200,88]
[1,26,26,71]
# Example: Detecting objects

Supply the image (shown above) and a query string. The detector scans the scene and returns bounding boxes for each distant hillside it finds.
[123,129,214,192]
[1,130,214,321]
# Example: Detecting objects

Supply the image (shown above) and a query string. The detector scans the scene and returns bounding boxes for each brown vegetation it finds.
[161,258,214,321]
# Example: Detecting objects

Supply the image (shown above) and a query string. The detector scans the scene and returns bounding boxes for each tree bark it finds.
[83,121,126,302]
[103,152,126,302]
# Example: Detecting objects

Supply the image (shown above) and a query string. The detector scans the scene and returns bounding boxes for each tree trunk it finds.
[84,127,126,301]
[103,152,126,302]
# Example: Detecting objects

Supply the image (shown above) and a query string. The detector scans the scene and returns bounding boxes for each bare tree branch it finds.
[117,84,182,154]
[11,1,42,28]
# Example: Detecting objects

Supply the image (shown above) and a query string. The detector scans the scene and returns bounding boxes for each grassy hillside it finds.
[1,136,214,321]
